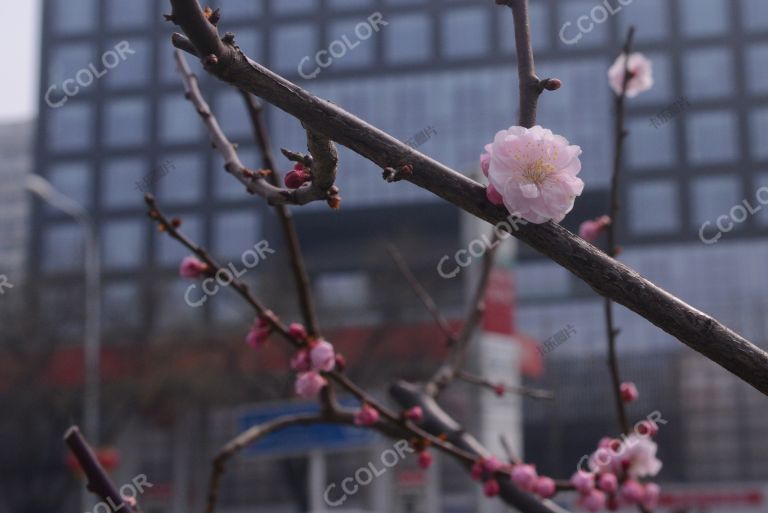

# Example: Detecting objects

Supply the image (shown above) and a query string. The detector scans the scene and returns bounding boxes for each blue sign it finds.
[238,399,378,457]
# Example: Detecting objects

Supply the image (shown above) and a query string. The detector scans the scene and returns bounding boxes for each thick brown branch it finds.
[167,0,768,395]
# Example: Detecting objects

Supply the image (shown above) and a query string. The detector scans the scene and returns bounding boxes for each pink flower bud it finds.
[418,451,433,469]
[493,384,506,397]
[245,326,270,349]
[290,349,311,372]
[294,371,327,399]
[288,323,307,340]
[471,460,484,481]
[483,479,500,497]
[581,490,607,513]
[179,256,208,279]
[404,406,424,423]
[620,479,645,503]
[511,464,537,491]
[480,149,491,177]
[636,420,658,437]
[284,165,311,189]
[597,437,615,449]
[620,382,639,403]
[334,353,347,372]
[533,476,556,499]
[641,483,661,508]
[353,404,380,426]
[570,470,595,494]
[598,473,618,494]
[486,184,504,206]
[483,456,502,473]
[310,340,336,372]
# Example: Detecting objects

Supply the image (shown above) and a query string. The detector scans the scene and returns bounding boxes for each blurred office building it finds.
[24,0,768,512]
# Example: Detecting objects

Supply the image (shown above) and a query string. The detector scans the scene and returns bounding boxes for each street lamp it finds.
[26,174,101,445]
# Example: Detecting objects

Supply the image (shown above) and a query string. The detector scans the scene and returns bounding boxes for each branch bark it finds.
[166,0,768,396]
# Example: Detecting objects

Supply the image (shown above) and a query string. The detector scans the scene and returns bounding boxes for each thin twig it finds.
[604,27,636,435]
[386,243,459,346]
[239,91,321,337]
[457,370,554,400]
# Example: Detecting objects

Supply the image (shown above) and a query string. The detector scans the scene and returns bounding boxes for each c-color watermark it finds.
[699,187,768,244]
[324,440,414,507]
[299,12,387,80]
[45,41,135,108]
[0,275,13,295]
[185,241,275,307]
[560,0,635,45]
[85,474,152,513]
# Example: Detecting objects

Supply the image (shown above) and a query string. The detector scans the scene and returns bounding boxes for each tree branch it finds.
[166,0,768,395]
[456,370,554,400]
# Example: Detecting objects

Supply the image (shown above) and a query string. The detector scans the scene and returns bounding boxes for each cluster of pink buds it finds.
[470,458,556,500]
[284,163,312,189]
[578,216,612,243]
[571,469,660,512]
[179,256,209,279]
[287,326,337,399]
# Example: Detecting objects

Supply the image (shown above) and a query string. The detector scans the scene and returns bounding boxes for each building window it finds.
[683,47,734,100]
[326,18,377,69]
[271,23,319,75]
[628,181,681,235]
[103,158,147,209]
[51,0,97,35]
[690,176,742,229]
[214,211,261,260]
[48,44,95,89]
[680,0,729,37]
[156,154,202,204]
[686,111,738,165]
[103,39,151,90]
[160,95,203,144]
[442,8,490,59]
[384,14,432,64]
[617,0,669,43]
[47,102,94,152]
[626,117,676,170]
[742,0,768,32]
[106,0,152,29]
[42,223,83,273]
[750,108,768,161]
[102,220,146,270]
[214,89,253,140]
[104,97,149,148]
[746,44,768,96]
[46,162,91,212]
[271,0,317,15]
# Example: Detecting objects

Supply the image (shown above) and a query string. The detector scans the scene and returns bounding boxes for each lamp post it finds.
[26,174,101,445]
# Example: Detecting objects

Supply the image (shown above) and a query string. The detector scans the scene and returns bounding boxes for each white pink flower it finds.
[589,434,662,479]
[484,126,584,224]
[294,371,327,399]
[608,52,653,98]
[179,256,208,279]
[310,340,336,372]
[353,404,380,426]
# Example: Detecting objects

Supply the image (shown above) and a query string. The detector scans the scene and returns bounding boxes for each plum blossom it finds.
[179,256,208,279]
[589,434,662,479]
[310,340,336,372]
[597,472,618,494]
[290,349,311,373]
[418,451,433,469]
[483,126,584,224]
[295,371,327,399]
[353,404,380,426]
[608,52,653,98]
[483,479,500,497]
[620,479,645,503]
[288,322,308,341]
[571,470,595,494]
[404,406,424,423]
[245,316,272,349]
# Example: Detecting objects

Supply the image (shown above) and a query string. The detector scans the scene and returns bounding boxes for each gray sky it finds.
[0,0,41,123]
